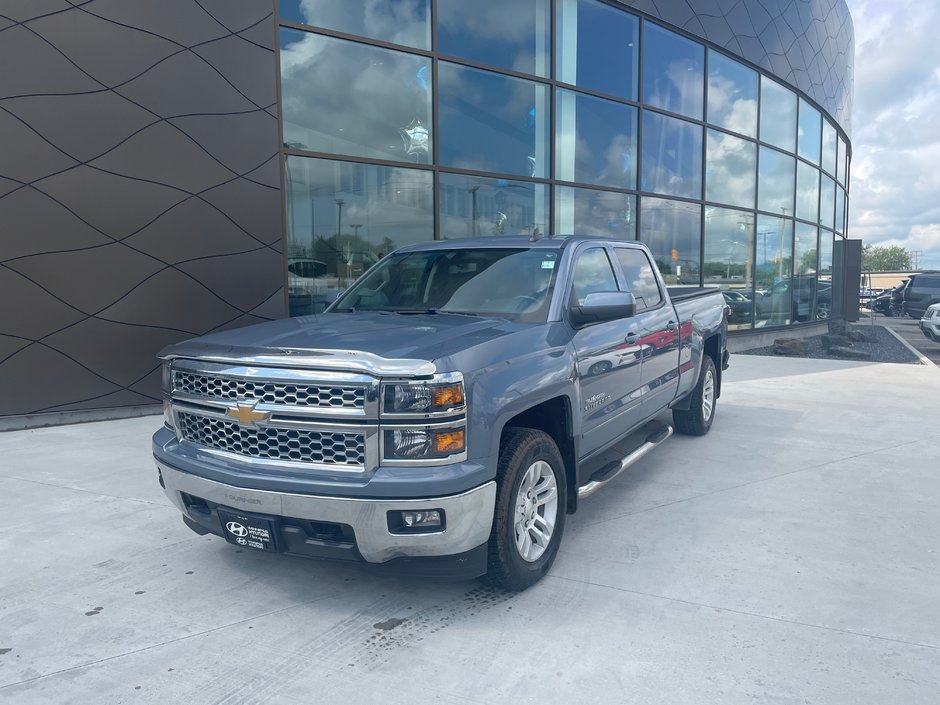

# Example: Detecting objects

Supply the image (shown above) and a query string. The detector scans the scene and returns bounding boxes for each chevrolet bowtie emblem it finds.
[226,401,270,427]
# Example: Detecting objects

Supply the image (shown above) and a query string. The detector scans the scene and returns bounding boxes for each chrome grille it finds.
[177,412,365,466]
[173,371,364,409]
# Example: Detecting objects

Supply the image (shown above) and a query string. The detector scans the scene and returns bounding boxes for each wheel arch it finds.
[500,396,578,515]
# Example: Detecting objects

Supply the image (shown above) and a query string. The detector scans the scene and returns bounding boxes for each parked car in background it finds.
[756,276,831,323]
[721,290,752,325]
[920,303,940,342]
[902,272,940,319]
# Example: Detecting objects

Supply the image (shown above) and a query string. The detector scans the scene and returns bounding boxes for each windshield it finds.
[331,247,560,322]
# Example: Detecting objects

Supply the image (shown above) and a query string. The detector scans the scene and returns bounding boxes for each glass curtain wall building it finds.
[277,0,850,330]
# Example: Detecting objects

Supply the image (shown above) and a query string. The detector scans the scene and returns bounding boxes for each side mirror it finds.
[570,291,636,327]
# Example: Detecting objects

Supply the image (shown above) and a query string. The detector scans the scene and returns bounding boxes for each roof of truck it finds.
[395,235,642,253]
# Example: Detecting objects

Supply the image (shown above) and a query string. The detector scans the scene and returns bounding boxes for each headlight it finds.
[382,378,465,416]
[384,427,466,461]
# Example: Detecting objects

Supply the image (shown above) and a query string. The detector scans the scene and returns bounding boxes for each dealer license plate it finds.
[218,509,278,552]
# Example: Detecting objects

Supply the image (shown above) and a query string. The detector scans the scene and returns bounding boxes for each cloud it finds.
[846,0,940,268]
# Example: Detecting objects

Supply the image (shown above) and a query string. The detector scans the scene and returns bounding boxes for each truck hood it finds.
[159,312,521,376]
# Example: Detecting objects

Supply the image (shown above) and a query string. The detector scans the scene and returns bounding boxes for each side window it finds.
[571,247,619,305]
[613,247,664,311]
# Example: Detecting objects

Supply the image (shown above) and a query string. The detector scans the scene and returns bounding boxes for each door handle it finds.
[666,321,677,331]
[625,333,638,344]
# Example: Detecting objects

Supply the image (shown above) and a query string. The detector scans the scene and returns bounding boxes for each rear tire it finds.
[482,428,566,592]
[672,355,717,436]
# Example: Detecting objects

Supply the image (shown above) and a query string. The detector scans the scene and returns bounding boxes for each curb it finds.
[880,324,935,367]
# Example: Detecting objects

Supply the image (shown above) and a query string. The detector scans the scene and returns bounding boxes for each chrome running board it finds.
[577,424,674,499]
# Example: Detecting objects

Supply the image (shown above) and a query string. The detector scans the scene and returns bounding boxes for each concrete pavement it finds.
[1,355,938,704]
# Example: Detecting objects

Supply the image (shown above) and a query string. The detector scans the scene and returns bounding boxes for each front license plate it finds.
[218,510,278,552]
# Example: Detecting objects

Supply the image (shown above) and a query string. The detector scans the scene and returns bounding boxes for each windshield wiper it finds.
[389,309,480,317]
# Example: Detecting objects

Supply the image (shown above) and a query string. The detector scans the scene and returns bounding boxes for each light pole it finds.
[350,223,363,239]
[469,185,479,237]
[335,198,345,238]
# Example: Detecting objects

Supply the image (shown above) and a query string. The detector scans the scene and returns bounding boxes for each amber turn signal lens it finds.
[431,384,464,408]
[432,429,465,454]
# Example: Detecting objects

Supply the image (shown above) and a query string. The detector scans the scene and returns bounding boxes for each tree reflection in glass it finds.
[284,156,433,316]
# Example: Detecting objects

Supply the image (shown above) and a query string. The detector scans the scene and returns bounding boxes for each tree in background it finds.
[862,244,912,271]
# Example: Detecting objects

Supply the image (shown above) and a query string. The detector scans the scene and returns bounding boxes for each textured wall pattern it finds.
[618,0,854,133]
[0,0,284,417]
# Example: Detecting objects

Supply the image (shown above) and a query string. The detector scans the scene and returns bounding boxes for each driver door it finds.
[569,246,645,458]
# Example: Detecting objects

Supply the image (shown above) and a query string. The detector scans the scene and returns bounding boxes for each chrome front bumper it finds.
[157,461,496,564]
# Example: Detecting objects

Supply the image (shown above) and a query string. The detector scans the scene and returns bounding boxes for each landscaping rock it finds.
[828,319,849,336]
[773,338,806,355]
[829,345,872,360]
[846,330,871,343]
[821,334,853,350]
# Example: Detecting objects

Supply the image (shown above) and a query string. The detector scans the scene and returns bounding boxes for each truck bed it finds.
[666,286,721,302]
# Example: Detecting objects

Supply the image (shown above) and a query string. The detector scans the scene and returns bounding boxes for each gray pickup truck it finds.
[154,236,729,590]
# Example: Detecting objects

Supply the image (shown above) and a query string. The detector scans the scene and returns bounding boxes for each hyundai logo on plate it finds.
[226,521,249,537]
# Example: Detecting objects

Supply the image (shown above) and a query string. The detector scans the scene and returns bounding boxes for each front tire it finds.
[672,355,717,436]
[483,428,566,592]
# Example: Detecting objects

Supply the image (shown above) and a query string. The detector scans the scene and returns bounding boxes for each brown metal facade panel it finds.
[0,0,284,419]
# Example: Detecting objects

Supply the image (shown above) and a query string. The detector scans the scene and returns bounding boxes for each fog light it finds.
[388,509,445,534]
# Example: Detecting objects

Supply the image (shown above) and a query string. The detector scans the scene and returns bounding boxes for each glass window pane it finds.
[706,50,758,138]
[837,135,847,184]
[758,146,795,215]
[557,0,638,100]
[754,215,794,326]
[705,130,756,209]
[277,0,431,49]
[704,207,754,330]
[798,98,821,165]
[819,175,835,229]
[642,23,704,120]
[438,0,549,77]
[572,247,619,304]
[555,186,635,238]
[439,62,549,178]
[795,161,819,223]
[821,121,836,175]
[639,197,701,285]
[280,29,432,164]
[614,247,663,310]
[817,231,833,319]
[794,222,817,275]
[759,77,797,152]
[440,173,548,238]
[641,112,702,199]
[556,89,637,188]
[835,186,845,234]
[284,156,433,316]
[792,222,818,322]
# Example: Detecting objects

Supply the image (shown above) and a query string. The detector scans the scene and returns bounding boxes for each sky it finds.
[847,0,940,269]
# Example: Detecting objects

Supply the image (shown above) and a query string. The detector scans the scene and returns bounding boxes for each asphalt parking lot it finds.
[866,311,940,365]
[1,354,939,704]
